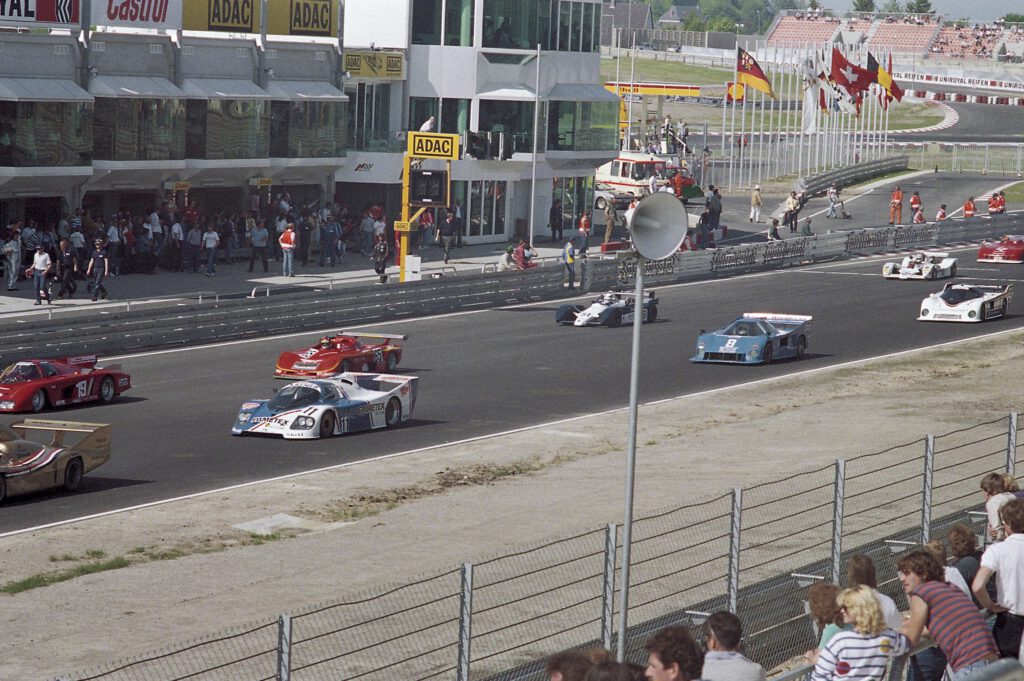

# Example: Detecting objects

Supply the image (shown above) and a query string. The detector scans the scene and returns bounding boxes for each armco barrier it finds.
[797,156,910,197]
[5,213,1023,363]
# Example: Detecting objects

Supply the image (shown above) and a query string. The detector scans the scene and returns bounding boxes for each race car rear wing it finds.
[742,313,813,323]
[11,419,112,454]
[338,330,409,341]
[56,355,99,369]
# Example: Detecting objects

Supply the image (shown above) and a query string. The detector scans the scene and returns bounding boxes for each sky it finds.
[814,0,1018,23]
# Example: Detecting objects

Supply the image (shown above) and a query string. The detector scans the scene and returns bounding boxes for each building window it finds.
[445,0,474,46]
[478,99,536,155]
[186,99,268,160]
[440,98,470,134]
[412,0,442,45]
[272,101,347,159]
[468,179,506,237]
[0,100,93,167]
[408,97,439,132]
[547,100,617,151]
[554,1,599,52]
[482,0,554,50]
[346,82,394,151]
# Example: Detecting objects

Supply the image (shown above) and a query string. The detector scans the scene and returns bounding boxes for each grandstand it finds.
[931,24,1005,59]
[766,14,839,46]
[867,19,939,54]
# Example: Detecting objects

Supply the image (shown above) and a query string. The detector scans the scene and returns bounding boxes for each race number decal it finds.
[373,349,384,364]
[724,338,738,349]
[75,379,93,399]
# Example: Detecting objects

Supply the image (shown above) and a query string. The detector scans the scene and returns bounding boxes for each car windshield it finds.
[723,321,765,337]
[268,384,322,410]
[630,162,668,181]
[0,362,40,383]
[940,287,983,305]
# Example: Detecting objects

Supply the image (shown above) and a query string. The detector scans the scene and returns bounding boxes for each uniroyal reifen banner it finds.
[265,0,334,37]
[182,0,258,33]
[0,0,81,26]
[93,0,182,29]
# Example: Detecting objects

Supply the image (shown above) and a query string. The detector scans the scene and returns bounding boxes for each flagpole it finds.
[729,47,739,191]
[756,40,766,189]
[769,42,779,183]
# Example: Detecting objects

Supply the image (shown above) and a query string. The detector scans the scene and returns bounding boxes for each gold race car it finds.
[0,419,112,503]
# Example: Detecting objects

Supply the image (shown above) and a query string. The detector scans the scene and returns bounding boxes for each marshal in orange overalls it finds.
[889,186,903,225]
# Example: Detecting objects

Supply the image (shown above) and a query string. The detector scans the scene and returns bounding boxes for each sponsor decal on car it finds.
[252,416,290,426]
[294,361,319,369]
[241,402,261,410]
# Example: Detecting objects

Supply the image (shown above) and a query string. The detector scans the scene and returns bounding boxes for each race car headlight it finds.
[291,416,316,430]
[968,310,977,318]
[0,401,13,410]
[696,342,705,352]
[237,413,251,423]
[920,309,928,316]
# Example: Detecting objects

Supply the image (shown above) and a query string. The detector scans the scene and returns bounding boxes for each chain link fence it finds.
[59,413,1021,681]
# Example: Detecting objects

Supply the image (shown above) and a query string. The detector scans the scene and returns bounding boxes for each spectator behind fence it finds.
[948,523,998,609]
[701,611,765,681]
[898,549,998,681]
[810,585,910,681]
[546,649,592,681]
[924,540,971,595]
[981,472,1017,542]
[846,554,904,630]
[804,582,850,664]
[644,625,705,681]
[972,499,1024,662]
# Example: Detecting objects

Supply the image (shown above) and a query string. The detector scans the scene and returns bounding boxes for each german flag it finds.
[737,48,776,100]
[867,52,904,104]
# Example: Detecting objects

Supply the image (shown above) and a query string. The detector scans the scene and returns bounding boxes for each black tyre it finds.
[63,458,84,492]
[646,305,658,323]
[384,398,402,427]
[980,305,988,322]
[386,352,398,372]
[30,389,46,413]
[763,343,773,364]
[319,411,336,439]
[0,476,6,504]
[950,263,957,277]
[1001,299,1008,317]
[98,376,116,403]
[606,309,623,328]
[796,335,807,359]
[340,359,351,373]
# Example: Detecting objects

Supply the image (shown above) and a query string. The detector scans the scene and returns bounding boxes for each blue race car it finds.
[691,313,812,364]
[232,373,418,439]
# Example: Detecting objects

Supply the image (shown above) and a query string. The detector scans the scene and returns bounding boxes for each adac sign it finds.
[183,0,257,33]
[266,0,333,37]
[408,132,459,161]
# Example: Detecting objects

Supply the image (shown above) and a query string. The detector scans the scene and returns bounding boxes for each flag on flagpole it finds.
[831,47,876,94]
[737,47,777,99]
[867,52,904,106]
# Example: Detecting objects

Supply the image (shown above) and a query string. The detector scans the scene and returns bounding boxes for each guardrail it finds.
[797,156,910,197]
[3,290,221,321]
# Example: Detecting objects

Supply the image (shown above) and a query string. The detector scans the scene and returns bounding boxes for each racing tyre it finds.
[0,476,5,504]
[646,305,658,323]
[384,398,402,428]
[980,305,988,322]
[30,389,46,413]
[606,309,623,328]
[796,336,807,359]
[763,343,773,364]
[98,376,116,403]
[63,458,84,492]
[950,263,957,278]
[386,352,398,372]
[319,411,336,439]
[1001,299,1008,317]
[340,359,351,373]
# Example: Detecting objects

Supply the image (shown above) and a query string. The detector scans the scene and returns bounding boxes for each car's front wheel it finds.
[385,398,402,427]
[606,309,623,328]
[950,263,958,277]
[319,411,336,439]
[763,343,774,364]
[646,305,658,323]
[30,390,46,413]
[63,457,84,492]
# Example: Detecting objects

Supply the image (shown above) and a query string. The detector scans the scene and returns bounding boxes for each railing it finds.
[3,290,221,320]
[58,413,1024,681]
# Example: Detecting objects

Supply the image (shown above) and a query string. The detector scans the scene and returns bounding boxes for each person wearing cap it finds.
[27,243,52,305]
[85,238,109,301]
[3,227,20,291]
[279,223,296,276]
[497,245,516,272]
[750,185,763,224]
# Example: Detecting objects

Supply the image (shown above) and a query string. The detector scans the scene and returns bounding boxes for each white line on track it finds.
[10,322,1024,539]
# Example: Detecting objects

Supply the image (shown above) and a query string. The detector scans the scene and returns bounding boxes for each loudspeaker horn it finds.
[626,192,689,261]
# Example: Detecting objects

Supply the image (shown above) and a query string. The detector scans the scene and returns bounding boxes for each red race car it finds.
[0,355,132,413]
[274,331,408,379]
[978,235,1024,264]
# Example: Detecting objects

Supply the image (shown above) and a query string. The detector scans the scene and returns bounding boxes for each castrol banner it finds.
[93,0,181,29]
[0,0,81,27]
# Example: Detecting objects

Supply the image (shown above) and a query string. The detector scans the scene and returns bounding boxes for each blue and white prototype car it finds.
[555,291,659,327]
[232,373,418,439]
[918,283,1012,323]
[691,313,812,365]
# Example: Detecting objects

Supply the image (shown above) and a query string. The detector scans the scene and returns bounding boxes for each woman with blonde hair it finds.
[810,586,910,681]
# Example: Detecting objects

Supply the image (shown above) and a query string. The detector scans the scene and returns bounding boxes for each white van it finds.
[595,151,692,197]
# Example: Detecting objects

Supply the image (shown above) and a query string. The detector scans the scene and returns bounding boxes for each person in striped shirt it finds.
[810,585,911,681]
[899,549,998,681]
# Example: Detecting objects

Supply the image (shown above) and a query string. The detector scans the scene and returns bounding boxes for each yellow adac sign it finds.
[408,132,459,161]
[265,0,335,37]
[183,0,260,33]
[393,220,412,233]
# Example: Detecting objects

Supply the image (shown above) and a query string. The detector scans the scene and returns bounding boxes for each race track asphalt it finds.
[4,241,1024,533]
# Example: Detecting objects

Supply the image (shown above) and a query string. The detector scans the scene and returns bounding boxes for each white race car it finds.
[232,373,418,439]
[918,283,1013,323]
[883,252,957,280]
[555,291,659,327]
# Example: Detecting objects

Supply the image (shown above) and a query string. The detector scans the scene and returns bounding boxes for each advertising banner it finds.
[183,0,258,33]
[265,0,334,37]
[0,0,80,26]
[93,0,181,29]
[343,50,405,80]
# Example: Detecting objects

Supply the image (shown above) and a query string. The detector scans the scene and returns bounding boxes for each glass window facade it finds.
[553,1,598,52]
[478,100,536,155]
[445,0,474,47]
[468,179,506,237]
[0,100,93,167]
[186,99,269,160]
[440,98,470,135]
[346,82,395,151]
[552,176,594,233]
[93,98,184,162]
[482,0,552,49]
[408,97,439,132]
[412,0,442,45]
[547,100,617,152]
[269,101,347,159]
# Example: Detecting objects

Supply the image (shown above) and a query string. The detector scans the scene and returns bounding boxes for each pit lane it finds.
[4,243,1024,533]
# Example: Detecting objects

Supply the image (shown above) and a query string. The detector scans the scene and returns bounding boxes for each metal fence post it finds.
[728,487,742,614]
[922,435,935,544]
[277,614,291,681]
[985,145,990,175]
[601,523,617,651]
[830,459,846,584]
[1007,412,1018,476]
[457,562,474,681]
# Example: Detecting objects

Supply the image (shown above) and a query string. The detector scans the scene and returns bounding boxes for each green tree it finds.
[682,12,708,31]
[852,0,875,12]
[904,0,932,14]
[1003,13,1024,24]
[808,0,819,9]
[880,0,902,13]
[707,15,740,31]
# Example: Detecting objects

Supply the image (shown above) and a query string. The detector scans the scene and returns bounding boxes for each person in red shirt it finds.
[890,185,904,225]
[577,209,591,255]
[936,204,947,221]
[988,194,1000,215]
[910,191,922,217]
[279,223,296,276]
[964,197,976,218]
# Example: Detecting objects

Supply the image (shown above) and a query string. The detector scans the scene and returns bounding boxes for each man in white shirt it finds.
[105,220,122,275]
[29,243,52,305]
[847,554,904,630]
[169,217,185,271]
[419,115,436,132]
[973,499,1024,661]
